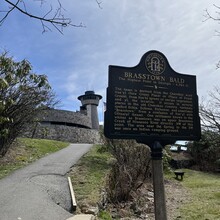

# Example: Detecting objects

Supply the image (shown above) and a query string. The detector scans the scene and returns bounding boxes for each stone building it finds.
[23,91,103,144]
[78,91,102,130]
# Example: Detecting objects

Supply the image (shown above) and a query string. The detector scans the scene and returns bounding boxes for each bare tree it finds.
[0,0,87,34]
[204,4,220,68]
[200,86,220,132]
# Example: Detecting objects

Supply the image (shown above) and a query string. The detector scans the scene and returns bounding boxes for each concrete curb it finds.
[66,214,95,220]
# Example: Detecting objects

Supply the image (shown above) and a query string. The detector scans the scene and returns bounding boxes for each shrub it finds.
[0,53,55,156]
[190,131,220,171]
[106,139,152,203]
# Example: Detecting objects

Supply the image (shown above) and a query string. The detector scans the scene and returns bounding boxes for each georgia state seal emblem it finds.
[145,52,166,75]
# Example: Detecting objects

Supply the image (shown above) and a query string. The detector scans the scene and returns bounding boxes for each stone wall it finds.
[22,108,103,144]
[41,109,92,128]
[23,123,102,144]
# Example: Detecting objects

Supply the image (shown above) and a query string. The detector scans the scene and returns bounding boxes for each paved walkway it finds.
[0,144,93,220]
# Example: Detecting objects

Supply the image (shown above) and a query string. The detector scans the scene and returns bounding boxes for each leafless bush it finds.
[106,139,152,203]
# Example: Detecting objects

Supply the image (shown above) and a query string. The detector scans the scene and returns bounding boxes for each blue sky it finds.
[1,0,220,123]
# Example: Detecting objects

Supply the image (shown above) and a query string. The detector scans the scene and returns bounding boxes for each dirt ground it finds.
[99,178,190,220]
[165,179,190,220]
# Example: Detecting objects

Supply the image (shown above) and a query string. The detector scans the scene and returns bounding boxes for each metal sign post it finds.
[151,141,167,220]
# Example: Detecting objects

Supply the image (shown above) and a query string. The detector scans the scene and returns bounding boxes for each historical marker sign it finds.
[104,50,201,145]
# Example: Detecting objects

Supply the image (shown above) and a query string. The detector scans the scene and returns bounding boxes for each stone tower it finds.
[78,91,102,130]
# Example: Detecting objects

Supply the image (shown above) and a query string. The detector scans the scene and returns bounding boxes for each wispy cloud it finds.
[1,0,220,121]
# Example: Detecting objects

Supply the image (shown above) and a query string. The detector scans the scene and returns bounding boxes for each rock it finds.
[110,208,120,219]
[84,206,99,215]
[147,192,154,197]
[98,189,108,209]
[147,197,154,203]
[118,208,131,218]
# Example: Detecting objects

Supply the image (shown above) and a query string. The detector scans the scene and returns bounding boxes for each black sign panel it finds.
[104,50,201,144]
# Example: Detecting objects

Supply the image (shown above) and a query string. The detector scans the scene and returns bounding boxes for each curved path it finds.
[0,143,93,220]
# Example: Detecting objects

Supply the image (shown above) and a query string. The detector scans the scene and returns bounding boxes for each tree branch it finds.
[204,4,220,69]
[1,0,85,34]
[95,0,103,9]
[0,0,19,26]
[200,87,220,133]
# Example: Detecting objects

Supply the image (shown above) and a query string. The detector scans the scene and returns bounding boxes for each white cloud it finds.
[1,0,220,115]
